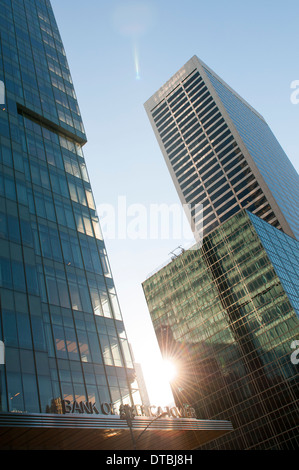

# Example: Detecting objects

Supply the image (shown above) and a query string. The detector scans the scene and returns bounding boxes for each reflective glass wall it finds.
[0,0,139,415]
[143,211,299,449]
[205,67,299,240]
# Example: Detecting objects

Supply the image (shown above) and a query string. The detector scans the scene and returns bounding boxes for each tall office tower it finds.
[143,210,299,450]
[0,0,139,424]
[144,56,299,241]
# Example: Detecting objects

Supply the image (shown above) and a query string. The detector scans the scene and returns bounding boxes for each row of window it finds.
[1,2,81,110]
[205,68,299,241]
[0,135,90,208]
[0,167,101,239]
[1,343,134,414]
[162,82,277,231]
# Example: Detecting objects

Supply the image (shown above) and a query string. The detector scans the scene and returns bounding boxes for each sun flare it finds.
[140,355,177,407]
[161,359,177,383]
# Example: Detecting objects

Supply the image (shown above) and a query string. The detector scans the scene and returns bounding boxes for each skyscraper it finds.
[0,0,140,413]
[143,56,299,449]
[143,210,299,449]
[0,1,233,450]
[0,0,139,434]
[144,56,299,241]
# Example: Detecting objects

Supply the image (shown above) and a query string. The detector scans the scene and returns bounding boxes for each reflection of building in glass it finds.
[143,211,299,450]
[144,56,299,241]
[0,0,140,418]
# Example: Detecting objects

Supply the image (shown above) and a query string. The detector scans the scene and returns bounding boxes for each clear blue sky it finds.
[51,0,299,404]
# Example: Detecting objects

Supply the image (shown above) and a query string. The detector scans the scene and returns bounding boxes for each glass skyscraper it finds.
[0,0,139,418]
[144,56,299,241]
[143,210,299,450]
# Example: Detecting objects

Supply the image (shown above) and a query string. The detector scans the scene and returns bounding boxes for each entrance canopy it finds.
[0,412,233,450]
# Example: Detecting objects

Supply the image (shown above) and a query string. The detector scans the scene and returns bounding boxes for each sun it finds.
[161,359,177,383]
[140,354,177,406]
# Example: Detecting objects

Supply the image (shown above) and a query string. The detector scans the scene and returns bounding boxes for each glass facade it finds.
[247,212,299,318]
[143,210,299,449]
[144,56,299,241]
[0,0,139,416]
[205,68,299,241]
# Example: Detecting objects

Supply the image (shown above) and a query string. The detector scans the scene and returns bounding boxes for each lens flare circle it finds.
[113,1,155,38]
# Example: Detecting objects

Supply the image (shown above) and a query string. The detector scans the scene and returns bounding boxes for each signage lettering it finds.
[101,402,114,415]
[61,400,196,419]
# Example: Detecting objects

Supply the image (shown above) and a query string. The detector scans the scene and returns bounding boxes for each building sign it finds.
[62,400,196,419]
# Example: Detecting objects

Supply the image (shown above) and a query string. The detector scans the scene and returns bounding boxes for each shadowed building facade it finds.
[143,211,299,449]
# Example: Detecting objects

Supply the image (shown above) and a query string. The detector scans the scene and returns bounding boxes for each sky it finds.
[51,0,299,406]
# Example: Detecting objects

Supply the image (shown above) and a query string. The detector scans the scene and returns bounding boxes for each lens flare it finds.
[162,359,177,383]
[113,1,157,81]
[133,43,141,80]
[113,1,155,37]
